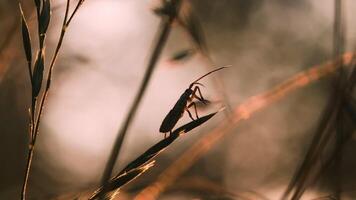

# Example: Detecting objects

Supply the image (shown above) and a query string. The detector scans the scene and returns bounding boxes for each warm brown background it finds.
[0,0,355,199]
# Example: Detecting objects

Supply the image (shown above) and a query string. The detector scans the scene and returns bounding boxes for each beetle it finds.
[159,66,227,137]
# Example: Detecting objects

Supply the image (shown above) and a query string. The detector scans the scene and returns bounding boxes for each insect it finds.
[159,66,228,137]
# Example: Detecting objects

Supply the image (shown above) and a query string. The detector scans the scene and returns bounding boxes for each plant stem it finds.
[98,1,182,198]
[21,1,73,199]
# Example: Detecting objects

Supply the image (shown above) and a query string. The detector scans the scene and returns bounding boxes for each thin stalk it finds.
[98,1,182,198]
[21,1,72,199]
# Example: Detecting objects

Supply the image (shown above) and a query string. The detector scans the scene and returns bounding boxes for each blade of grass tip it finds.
[90,161,155,200]
[39,0,51,34]
[174,109,222,134]
[34,0,41,14]
[99,110,220,199]
[19,4,33,79]
[38,0,51,47]
[118,110,221,175]
[98,0,183,197]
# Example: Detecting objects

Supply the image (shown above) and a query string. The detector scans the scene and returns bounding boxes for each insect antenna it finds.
[189,65,230,88]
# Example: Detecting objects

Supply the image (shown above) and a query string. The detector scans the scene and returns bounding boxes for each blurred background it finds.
[0,0,355,199]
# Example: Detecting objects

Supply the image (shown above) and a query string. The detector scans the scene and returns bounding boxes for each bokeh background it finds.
[0,0,355,199]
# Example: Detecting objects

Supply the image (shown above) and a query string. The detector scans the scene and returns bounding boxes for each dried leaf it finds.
[119,132,179,175]
[170,49,195,62]
[89,161,155,200]
[19,4,32,64]
[39,0,51,34]
[32,51,44,97]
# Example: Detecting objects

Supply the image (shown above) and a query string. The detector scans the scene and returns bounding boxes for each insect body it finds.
[159,67,227,136]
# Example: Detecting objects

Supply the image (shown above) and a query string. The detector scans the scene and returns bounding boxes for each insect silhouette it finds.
[159,66,228,137]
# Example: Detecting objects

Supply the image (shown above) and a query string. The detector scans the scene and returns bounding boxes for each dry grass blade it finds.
[119,111,220,176]
[175,111,219,134]
[89,161,155,200]
[119,133,179,175]
[19,4,32,70]
[39,0,51,35]
[32,51,44,97]
[91,110,220,199]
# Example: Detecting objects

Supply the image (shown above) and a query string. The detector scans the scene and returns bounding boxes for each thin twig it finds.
[98,1,182,199]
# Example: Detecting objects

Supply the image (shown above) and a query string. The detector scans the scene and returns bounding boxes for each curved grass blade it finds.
[94,109,221,199]
[19,4,32,65]
[32,51,45,97]
[39,0,51,34]
[118,110,220,175]
[89,161,155,200]
[170,49,195,62]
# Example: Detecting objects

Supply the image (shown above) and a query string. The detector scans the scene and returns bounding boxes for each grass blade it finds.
[118,111,220,177]
[119,133,179,175]
[90,161,155,200]
[19,4,32,66]
[175,111,220,134]
[32,51,44,97]
[39,0,51,34]
[34,0,41,12]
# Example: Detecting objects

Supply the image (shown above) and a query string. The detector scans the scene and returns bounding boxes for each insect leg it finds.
[192,86,208,104]
[187,102,199,119]
[185,107,195,120]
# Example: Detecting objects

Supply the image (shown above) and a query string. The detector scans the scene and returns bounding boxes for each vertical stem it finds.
[98,1,182,198]
[20,0,77,198]
[21,145,34,200]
